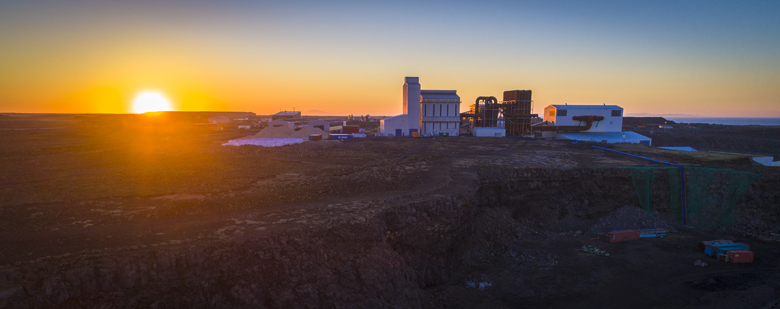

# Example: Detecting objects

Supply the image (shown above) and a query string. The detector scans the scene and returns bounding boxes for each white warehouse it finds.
[381,77,460,136]
[540,104,651,145]
[543,104,623,132]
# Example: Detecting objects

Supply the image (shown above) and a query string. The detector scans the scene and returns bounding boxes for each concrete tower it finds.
[403,77,421,134]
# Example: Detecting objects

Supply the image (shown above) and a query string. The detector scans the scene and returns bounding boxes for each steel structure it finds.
[499,90,536,136]
[461,90,538,136]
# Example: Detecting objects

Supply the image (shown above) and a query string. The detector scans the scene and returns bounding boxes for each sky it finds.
[1,0,779,117]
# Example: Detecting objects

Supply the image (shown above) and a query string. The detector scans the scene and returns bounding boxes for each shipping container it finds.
[699,240,734,251]
[309,134,322,141]
[342,125,361,134]
[411,132,420,137]
[704,243,749,257]
[606,230,640,243]
[727,250,754,263]
[330,134,353,140]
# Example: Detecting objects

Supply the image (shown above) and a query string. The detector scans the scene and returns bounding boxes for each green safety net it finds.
[629,167,656,214]
[666,167,683,224]
[630,166,759,228]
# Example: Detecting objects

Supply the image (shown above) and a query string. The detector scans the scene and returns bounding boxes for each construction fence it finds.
[630,166,760,228]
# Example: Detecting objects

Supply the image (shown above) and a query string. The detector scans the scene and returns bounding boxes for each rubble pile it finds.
[725,217,780,240]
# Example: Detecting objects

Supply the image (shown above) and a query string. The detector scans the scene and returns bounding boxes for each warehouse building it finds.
[381,77,460,136]
[538,104,651,145]
[272,111,301,120]
[543,104,623,132]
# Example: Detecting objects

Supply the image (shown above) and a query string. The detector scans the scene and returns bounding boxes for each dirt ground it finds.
[1,114,779,308]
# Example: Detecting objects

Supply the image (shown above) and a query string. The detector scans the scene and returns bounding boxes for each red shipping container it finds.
[342,126,360,134]
[727,250,754,263]
[606,230,640,243]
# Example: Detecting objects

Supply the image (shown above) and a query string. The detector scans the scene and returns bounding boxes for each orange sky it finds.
[1,1,779,117]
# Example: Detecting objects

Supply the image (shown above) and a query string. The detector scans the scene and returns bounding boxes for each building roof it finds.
[421,90,456,94]
[421,90,460,103]
[382,114,407,121]
[549,105,622,110]
[558,131,652,143]
[273,111,301,116]
[557,131,650,143]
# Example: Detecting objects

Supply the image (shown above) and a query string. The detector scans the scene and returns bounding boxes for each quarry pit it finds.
[1,118,780,308]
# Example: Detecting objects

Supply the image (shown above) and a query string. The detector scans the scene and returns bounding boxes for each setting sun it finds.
[131,91,173,114]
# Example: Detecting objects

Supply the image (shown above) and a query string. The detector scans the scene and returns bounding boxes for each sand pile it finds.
[253,126,295,138]
[291,126,329,139]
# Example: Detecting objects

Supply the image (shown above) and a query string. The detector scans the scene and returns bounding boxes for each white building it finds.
[421,90,460,135]
[543,104,623,132]
[541,104,651,145]
[380,114,409,136]
[381,77,460,136]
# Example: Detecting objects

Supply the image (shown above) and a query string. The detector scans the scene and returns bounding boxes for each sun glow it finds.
[131,91,174,114]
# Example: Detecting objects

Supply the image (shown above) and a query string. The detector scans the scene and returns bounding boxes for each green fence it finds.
[630,166,759,228]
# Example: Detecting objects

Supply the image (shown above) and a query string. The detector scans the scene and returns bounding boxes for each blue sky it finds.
[1,0,778,116]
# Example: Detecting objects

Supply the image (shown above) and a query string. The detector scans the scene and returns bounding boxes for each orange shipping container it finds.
[342,125,360,134]
[727,250,754,263]
[606,230,640,243]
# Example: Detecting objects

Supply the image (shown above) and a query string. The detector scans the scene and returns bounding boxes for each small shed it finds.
[380,114,409,136]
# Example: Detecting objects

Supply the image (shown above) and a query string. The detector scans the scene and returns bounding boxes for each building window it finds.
[612,110,622,117]
[549,110,555,117]
[558,110,567,116]
[447,104,449,116]
[439,104,442,117]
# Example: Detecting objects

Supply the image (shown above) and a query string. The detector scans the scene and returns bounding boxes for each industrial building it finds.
[461,90,537,136]
[307,120,330,132]
[381,77,460,136]
[537,104,651,145]
[379,76,649,144]
[543,105,623,132]
[272,111,301,120]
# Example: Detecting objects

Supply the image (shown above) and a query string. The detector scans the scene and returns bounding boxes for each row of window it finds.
[548,110,622,117]
[422,103,458,117]
[423,122,458,133]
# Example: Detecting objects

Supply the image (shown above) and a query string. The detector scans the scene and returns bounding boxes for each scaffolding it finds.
[461,90,538,136]
[500,90,535,136]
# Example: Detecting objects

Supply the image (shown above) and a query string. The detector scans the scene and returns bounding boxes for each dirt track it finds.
[1,114,779,308]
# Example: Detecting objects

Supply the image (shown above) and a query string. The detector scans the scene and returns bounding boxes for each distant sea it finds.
[664,117,780,126]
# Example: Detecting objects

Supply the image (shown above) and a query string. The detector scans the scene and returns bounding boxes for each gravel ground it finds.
[587,205,678,234]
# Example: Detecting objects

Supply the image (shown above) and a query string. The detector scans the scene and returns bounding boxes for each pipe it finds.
[474,96,498,127]
[533,115,605,132]
[592,146,687,225]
